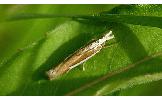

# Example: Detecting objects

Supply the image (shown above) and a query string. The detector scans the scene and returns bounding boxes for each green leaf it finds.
[7,5,162,29]
[7,12,162,29]
[1,4,162,96]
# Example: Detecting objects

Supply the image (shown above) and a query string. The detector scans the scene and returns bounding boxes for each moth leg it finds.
[103,41,119,49]
[102,45,114,49]
[66,68,72,74]
[17,48,23,52]
[77,64,85,71]
[82,63,85,71]
[90,38,96,42]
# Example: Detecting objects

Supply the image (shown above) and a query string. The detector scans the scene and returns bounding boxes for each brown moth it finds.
[46,30,114,80]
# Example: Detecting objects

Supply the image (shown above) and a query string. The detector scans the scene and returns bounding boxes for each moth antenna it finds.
[103,30,114,41]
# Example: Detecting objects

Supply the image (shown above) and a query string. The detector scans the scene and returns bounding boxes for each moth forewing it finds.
[46,30,114,80]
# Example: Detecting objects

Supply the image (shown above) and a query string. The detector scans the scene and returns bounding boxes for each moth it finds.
[46,30,114,80]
